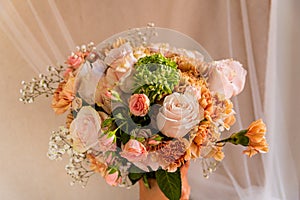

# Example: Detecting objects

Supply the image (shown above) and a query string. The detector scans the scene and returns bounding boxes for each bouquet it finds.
[20,25,269,200]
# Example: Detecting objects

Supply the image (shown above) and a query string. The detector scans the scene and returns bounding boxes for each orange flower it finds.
[223,100,236,129]
[243,119,269,157]
[52,76,75,114]
[224,115,236,129]
[87,154,107,176]
[189,121,210,159]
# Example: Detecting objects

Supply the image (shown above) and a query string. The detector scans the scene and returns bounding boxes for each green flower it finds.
[135,53,177,69]
[133,54,180,103]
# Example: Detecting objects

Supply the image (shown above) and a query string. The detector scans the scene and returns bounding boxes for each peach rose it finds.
[208,59,247,99]
[70,106,102,153]
[105,170,121,186]
[129,94,150,117]
[157,92,203,138]
[120,139,148,162]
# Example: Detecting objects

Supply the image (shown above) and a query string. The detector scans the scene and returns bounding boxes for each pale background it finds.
[0,0,299,199]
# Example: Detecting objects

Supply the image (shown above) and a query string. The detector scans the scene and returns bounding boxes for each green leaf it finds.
[142,174,150,189]
[108,168,117,174]
[128,172,144,185]
[155,169,181,200]
[120,131,130,145]
[230,130,249,146]
[102,118,114,128]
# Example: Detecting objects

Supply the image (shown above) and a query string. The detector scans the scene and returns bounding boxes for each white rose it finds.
[70,106,102,153]
[157,92,203,138]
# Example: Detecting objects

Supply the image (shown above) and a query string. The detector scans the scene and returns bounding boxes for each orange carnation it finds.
[52,76,75,114]
[243,119,269,157]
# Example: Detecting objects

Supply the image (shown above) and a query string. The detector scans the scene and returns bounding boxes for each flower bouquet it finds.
[20,25,269,200]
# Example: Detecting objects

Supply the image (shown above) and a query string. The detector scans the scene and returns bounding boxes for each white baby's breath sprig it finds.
[47,126,71,161]
[65,150,94,188]
[20,65,65,103]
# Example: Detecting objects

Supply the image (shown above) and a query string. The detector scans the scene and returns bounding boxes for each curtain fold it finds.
[0,0,299,199]
[263,0,299,199]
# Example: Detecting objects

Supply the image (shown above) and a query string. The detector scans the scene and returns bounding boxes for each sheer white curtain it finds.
[0,0,299,199]
[263,0,300,199]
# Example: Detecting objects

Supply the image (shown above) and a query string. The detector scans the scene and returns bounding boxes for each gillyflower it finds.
[52,75,75,114]
[217,119,269,157]
[243,119,269,157]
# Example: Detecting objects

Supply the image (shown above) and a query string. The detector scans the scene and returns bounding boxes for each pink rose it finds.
[98,134,116,152]
[70,106,102,153]
[105,170,120,186]
[129,94,150,117]
[131,152,160,172]
[208,59,247,99]
[120,139,148,162]
[157,92,203,138]
[66,52,83,68]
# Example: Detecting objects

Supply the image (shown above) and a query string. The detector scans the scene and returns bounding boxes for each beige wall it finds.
[0,1,270,199]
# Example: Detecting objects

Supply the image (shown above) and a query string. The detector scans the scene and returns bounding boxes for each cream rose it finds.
[70,106,102,153]
[208,59,247,99]
[157,92,203,138]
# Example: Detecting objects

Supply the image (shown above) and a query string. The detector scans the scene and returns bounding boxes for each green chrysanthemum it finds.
[135,53,177,69]
[133,54,180,103]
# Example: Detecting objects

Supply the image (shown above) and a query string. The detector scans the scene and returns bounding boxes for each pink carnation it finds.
[129,94,150,117]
